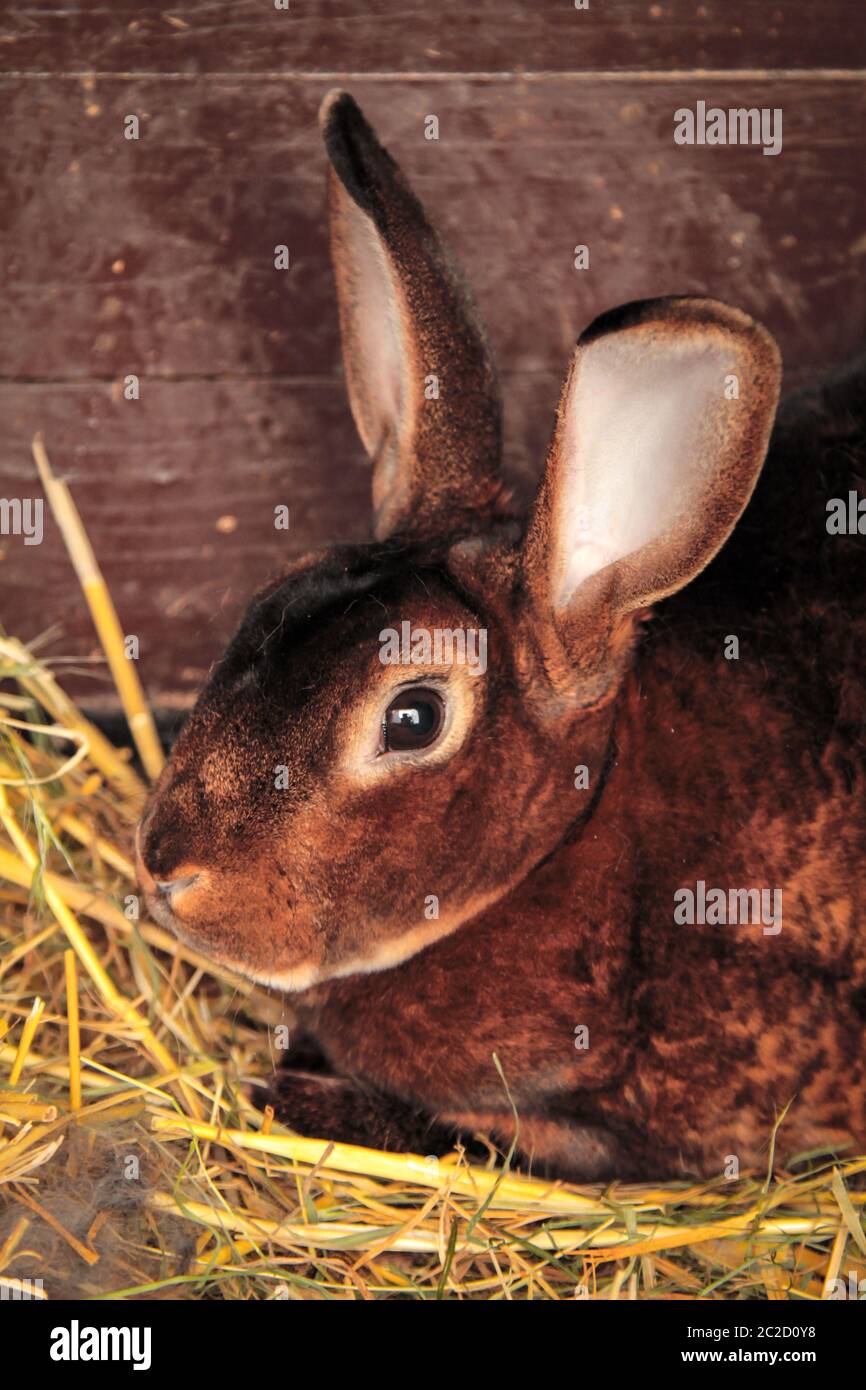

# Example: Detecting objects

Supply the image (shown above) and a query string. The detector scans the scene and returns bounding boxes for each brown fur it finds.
[137,92,866,1180]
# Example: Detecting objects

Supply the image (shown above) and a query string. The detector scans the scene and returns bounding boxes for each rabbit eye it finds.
[380,688,445,753]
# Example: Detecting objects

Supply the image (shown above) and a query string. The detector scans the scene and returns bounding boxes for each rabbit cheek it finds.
[155,878,324,987]
[135,816,321,982]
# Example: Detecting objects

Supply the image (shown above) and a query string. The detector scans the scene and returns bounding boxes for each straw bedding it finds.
[0,443,864,1301]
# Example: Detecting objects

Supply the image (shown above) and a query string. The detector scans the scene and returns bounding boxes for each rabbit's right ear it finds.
[521,297,781,697]
[320,91,502,541]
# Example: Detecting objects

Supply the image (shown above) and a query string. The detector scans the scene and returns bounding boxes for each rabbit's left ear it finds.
[521,297,781,683]
[320,91,503,540]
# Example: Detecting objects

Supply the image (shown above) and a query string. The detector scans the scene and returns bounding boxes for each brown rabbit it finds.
[136,91,866,1180]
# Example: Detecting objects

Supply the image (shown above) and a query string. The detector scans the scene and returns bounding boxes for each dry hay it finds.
[0,441,864,1301]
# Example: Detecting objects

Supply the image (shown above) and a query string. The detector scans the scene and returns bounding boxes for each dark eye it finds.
[381,687,445,753]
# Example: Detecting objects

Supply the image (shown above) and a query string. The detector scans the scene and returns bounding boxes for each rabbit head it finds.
[136,92,781,991]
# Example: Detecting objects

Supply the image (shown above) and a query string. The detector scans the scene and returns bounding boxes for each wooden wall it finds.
[1,2,864,711]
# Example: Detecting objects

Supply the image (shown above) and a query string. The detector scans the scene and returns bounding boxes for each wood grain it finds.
[2,2,864,75]
[1,15,863,710]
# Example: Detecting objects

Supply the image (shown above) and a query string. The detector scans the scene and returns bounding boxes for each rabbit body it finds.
[137,93,866,1179]
[292,365,866,1178]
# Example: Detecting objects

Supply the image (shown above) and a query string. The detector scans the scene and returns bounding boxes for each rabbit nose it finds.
[154,874,201,903]
[134,818,202,903]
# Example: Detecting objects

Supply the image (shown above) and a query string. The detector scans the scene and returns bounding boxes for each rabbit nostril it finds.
[154,874,201,902]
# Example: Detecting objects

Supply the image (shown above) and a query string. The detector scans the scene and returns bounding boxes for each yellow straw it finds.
[0,1094,57,1122]
[32,434,164,783]
[0,634,145,804]
[0,785,201,1119]
[64,949,81,1110]
[151,1116,609,1215]
[821,1225,848,1299]
[57,812,135,878]
[9,995,45,1085]
[0,1215,30,1269]
[0,844,251,989]
[11,1186,99,1266]
[0,715,89,786]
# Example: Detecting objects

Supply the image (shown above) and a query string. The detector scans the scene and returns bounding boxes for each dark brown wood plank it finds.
[1,76,864,708]
[2,77,863,383]
[1,378,366,708]
[2,2,864,75]
[0,370,560,711]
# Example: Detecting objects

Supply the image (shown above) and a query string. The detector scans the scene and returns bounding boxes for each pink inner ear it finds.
[334,188,409,486]
[552,335,734,610]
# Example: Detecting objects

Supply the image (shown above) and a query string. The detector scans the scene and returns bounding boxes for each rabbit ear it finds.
[320,90,503,540]
[522,298,781,683]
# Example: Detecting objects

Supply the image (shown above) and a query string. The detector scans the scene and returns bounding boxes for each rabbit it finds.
[135,90,866,1181]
